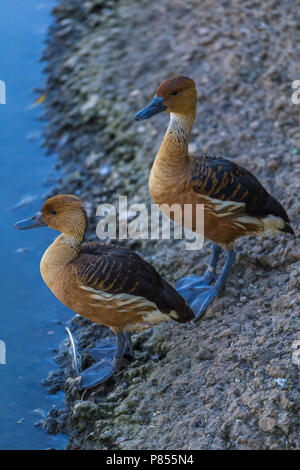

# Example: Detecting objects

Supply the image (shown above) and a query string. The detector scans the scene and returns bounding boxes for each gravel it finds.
[39,0,299,449]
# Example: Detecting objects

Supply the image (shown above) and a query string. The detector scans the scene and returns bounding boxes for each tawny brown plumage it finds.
[135,76,294,320]
[15,194,193,388]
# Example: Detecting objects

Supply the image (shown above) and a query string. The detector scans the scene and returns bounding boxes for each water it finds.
[0,1,70,449]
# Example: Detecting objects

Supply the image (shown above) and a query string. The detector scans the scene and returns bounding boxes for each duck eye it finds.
[171,90,178,96]
[50,210,57,215]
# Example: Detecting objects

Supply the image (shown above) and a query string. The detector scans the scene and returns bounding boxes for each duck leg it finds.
[176,244,221,291]
[176,247,235,321]
[123,332,134,360]
[79,332,133,389]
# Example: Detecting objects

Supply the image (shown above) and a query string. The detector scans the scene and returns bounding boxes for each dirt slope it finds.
[40,0,299,449]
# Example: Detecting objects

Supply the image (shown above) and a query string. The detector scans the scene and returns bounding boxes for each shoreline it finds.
[40,0,299,450]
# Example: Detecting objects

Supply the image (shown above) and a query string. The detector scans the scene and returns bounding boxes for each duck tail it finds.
[262,213,295,237]
[162,279,194,323]
[280,222,295,237]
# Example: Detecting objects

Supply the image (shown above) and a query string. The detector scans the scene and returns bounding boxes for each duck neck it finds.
[167,111,195,147]
[158,111,195,164]
[150,111,195,200]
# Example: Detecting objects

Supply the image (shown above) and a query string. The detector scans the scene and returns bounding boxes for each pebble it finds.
[98,164,112,177]
[84,152,103,168]
[80,94,99,114]
[130,89,141,98]
[196,348,214,360]
[274,378,287,389]
[258,416,276,432]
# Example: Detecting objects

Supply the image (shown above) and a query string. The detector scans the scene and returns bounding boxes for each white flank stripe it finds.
[80,284,159,310]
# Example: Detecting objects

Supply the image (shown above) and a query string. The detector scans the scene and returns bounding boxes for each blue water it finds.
[0,1,70,449]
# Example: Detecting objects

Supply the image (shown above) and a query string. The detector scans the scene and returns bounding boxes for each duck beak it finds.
[135,96,167,120]
[15,212,46,230]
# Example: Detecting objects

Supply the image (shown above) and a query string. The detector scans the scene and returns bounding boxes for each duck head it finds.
[15,194,88,240]
[135,76,197,120]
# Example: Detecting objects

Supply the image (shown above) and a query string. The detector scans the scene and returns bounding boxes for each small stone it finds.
[258,416,276,432]
[267,159,279,170]
[274,378,287,389]
[280,396,294,410]
[99,430,113,441]
[218,328,233,338]
[81,94,99,114]
[130,89,140,98]
[84,152,103,169]
[291,340,300,366]
[72,400,99,420]
[64,55,79,69]
[98,164,111,177]
[115,436,128,445]
[92,36,106,46]
[42,417,57,434]
[136,125,146,134]
[196,348,214,360]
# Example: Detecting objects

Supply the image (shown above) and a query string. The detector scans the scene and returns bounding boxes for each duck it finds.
[135,76,294,320]
[15,194,194,389]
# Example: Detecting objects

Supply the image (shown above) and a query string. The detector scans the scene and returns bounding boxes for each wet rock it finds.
[42,417,58,434]
[72,400,99,420]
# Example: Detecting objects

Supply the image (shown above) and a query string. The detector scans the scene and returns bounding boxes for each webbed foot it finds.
[176,248,235,321]
[78,332,133,389]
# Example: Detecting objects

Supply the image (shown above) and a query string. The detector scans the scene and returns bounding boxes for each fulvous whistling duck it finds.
[15,194,194,388]
[136,76,295,320]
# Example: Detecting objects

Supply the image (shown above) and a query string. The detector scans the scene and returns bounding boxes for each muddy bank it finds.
[40,0,299,449]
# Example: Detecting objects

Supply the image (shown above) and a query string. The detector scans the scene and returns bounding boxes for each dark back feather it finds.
[190,155,290,222]
[72,242,194,322]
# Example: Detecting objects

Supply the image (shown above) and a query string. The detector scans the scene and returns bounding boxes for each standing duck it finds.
[15,194,194,388]
[136,76,294,320]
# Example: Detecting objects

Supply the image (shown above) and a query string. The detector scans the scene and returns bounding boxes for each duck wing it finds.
[72,242,193,322]
[189,155,290,222]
